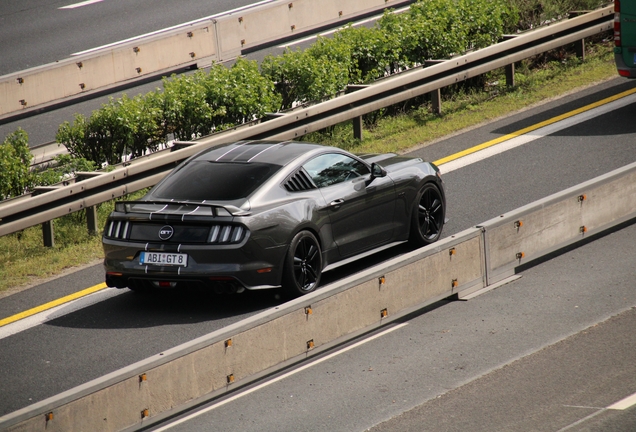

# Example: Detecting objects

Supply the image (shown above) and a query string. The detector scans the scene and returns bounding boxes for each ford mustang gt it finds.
[102,140,446,297]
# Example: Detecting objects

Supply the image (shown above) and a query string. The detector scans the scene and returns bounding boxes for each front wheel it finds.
[409,183,445,247]
[282,231,322,297]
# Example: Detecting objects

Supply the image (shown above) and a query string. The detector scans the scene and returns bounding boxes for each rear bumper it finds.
[102,238,287,291]
[615,52,636,78]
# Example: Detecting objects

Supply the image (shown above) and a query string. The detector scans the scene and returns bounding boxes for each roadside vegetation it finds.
[0,0,614,294]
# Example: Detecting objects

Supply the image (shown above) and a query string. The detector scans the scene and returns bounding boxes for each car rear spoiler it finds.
[113,201,251,217]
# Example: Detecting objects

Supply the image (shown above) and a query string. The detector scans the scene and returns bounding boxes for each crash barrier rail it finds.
[1,160,635,432]
[0,5,615,245]
[0,0,414,120]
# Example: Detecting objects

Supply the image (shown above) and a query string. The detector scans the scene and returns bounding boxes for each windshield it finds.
[150,161,281,201]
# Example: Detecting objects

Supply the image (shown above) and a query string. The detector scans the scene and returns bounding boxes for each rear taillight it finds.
[615,0,621,47]
[208,225,246,244]
[105,220,130,240]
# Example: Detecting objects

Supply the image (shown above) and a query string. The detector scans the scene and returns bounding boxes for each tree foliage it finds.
[35,155,97,187]
[261,47,348,110]
[57,94,164,166]
[0,128,33,200]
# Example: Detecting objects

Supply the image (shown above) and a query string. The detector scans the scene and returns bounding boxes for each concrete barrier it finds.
[214,0,411,60]
[0,21,216,119]
[1,161,635,431]
[481,163,636,285]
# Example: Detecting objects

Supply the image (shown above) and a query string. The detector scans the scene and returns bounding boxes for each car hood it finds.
[358,153,425,172]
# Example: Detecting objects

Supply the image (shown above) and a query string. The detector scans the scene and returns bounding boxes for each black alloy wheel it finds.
[410,183,445,246]
[282,231,322,297]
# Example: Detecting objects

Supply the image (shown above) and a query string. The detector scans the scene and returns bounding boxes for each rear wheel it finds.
[282,231,322,297]
[409,183,445,246]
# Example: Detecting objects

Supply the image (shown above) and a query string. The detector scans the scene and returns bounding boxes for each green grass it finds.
[0,40,618,296]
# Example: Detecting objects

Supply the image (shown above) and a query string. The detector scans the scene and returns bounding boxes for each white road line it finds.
[152,322,409,431]
[439,91,636,174]
[607,391,636,410]
[59,0,104,10]
[559,392,636,431]
[0,288,125,340]
[556,408,606,432]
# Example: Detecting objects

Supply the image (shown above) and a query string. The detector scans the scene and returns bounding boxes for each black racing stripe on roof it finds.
[216,143,279,162]
[194,141,327,165]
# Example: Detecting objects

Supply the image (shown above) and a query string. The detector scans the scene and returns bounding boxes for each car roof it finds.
[190,140,329,166]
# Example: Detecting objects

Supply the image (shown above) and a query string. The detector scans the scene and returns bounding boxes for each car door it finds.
[303,153,396,258]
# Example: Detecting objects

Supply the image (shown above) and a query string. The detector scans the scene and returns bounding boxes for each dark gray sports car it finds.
[102,140,445,297]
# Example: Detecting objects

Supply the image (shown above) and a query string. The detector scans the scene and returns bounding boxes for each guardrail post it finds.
[567,12,588,61]
[353,116,363,140]
[505,63,515,87]
[42,221,55,248]
[423,61,444,114]
[86,206,99,235]
[345,85,369,141]
[430,88,442,115]
[575,39,586,61]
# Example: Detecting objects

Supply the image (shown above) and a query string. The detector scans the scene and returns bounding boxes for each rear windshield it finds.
[150,161,281,201]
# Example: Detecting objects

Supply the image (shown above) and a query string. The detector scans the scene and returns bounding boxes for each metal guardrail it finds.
[0,5,615,244]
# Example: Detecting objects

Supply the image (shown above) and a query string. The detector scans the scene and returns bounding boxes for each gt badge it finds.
[158,226,174,241]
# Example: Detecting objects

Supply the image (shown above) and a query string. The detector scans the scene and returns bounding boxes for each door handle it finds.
[330,199,345,206]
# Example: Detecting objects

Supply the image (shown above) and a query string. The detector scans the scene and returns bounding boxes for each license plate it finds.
[140,252,188,266]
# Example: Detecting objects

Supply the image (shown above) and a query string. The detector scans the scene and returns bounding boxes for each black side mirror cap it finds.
[371,162,387,178]
[367,163,387,186]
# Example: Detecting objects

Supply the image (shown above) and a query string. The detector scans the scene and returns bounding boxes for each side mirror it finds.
[367,163,387,185]
[371,162,387,178]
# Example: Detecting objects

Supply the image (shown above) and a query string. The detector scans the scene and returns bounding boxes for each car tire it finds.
[282,230,322,297]
[409,183,445,247]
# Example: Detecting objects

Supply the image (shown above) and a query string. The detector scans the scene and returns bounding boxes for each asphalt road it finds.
[0,78,635,429]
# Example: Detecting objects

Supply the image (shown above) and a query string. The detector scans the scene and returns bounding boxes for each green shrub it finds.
[161,71,221,141]
[34,154,97,187]
[224,58,280,125]
[510,0,606,31]
[162,59,280,139]
[261,48,348,110]
[331,24,405,83]
[458,0,518,49]
[0,128,33,200]
[212,58,281,124]
[57,94,164,166]
[402,0,467,63]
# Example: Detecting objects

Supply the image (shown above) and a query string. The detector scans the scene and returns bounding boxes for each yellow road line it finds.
[0,283,107,327]
[433,87,636,166]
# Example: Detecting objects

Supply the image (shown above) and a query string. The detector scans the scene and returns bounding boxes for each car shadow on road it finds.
[43,241,432,331]
[45,288,282,330]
